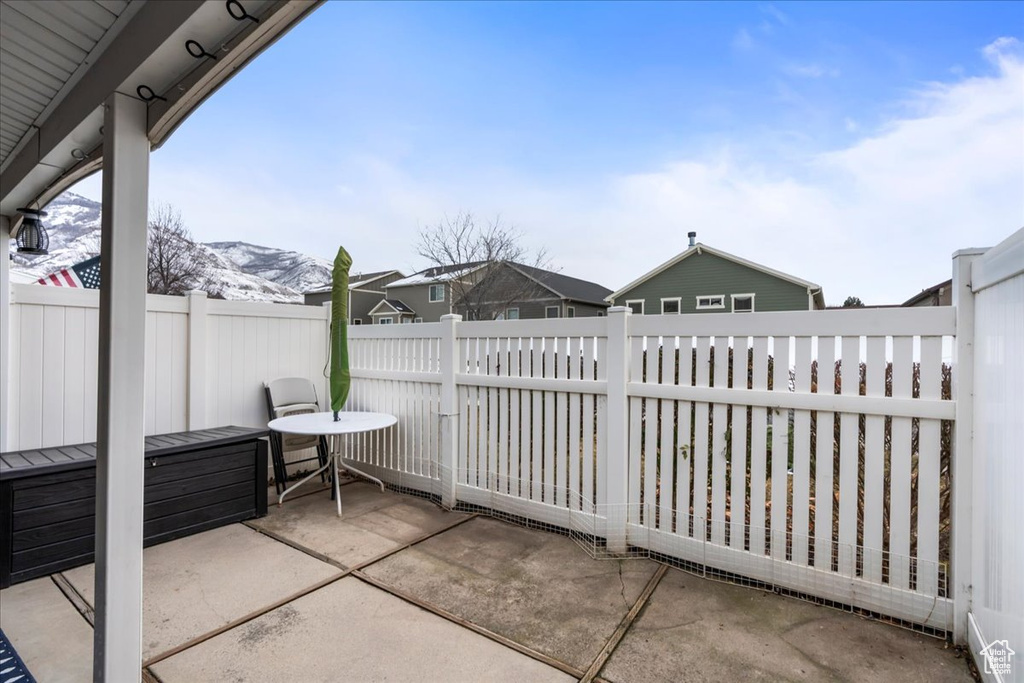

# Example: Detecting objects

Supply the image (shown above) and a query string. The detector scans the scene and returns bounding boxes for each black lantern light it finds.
[16,208,49,255]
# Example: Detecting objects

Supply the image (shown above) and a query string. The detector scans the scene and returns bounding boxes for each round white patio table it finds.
[269,411,397,517]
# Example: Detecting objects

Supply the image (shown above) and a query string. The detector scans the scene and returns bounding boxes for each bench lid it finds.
[0,426,268,481]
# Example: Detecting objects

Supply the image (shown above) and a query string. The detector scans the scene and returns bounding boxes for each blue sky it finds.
[73,1,1023,304]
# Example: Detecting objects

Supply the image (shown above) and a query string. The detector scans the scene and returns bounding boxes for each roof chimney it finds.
[687,231,697,248]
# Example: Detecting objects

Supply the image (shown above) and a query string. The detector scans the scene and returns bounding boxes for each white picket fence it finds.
[1,281,970,636]
[339,307,956,632]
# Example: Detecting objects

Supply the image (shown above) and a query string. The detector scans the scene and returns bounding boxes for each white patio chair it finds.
[264,378,330,495]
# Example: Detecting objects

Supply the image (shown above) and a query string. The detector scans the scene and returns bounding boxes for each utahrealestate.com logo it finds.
[980,639,1015,677]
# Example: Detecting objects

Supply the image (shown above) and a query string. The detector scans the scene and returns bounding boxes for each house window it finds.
[597,311,605,317]
[379,316,394,325]
[506,308,520,320]
[625,300,644,315]
[566,306,575,318]
[352,318,362,325]
[428,284,445,303]
[414,317,423,323]
[545,306,560,318]
[695,295,725,310]
[732,294,755,313]
[661,298,681,314]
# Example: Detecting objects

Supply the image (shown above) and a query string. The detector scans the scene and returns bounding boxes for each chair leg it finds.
[319,437,335,501]
[271,433,287,495]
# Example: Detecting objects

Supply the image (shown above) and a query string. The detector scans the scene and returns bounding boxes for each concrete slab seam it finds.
[51,572,95,627]
[579,564,669,683]
[351,568,587,680]
[143,513,478,668]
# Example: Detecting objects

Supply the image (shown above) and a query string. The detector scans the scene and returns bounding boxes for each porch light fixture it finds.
[16,208,49,255]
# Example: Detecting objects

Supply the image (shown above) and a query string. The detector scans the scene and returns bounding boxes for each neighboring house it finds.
[454,262,611,320]
[368,298,416,324]
[303,269,404,324]
[381,262,489,323]
[902,279,952,307]
[606,234,825,314]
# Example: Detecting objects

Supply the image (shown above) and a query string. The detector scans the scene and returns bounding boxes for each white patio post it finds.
[951,248,983,644]
[439,314,462,507]
[186,290,208,430]
[0,220,10,451]
[93,91,150,682]
[604,306,630,553]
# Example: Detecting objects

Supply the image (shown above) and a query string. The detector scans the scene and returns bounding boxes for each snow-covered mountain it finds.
[9,193,332,303]
[205,241,333,294]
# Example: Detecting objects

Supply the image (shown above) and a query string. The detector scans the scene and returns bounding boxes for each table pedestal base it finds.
[277,435,386,516]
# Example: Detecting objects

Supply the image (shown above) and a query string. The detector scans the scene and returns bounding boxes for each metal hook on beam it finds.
[226,0,260,24]
[186,39,218,61]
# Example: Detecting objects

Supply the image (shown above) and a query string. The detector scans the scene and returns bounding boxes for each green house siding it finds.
[612,251,811,313]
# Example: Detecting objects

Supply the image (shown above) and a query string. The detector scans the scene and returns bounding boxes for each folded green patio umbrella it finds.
[330,246,352,420]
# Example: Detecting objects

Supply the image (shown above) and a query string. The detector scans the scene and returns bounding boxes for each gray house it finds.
[380,262,489,323]
[902,279,952,307]
[367,298,416,324]
[607,234,825,314]
[454,262,611,320]
[304,269,405,324]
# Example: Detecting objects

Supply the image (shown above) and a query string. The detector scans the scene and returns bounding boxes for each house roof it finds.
[509,263,613,306]
[305,269,404,295]
[606,243,825,307]
[901,279,952,307]
[368,299,415,316]
[387,262,489,288]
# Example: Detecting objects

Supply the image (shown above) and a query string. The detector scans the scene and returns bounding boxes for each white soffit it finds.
[1,0,321,221]
[0,0,137,167]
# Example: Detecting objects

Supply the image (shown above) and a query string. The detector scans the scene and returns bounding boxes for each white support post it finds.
[0,219,10,451]
[951,248,983,645]
[603,306,630,553]
[439,314,461,507]
[186,290,208,430]
[94,91,149,683]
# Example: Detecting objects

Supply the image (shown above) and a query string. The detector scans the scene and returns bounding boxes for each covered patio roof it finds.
[0,0,320,223]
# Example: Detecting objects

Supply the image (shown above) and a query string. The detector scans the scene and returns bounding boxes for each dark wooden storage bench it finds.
[0,426,268,589]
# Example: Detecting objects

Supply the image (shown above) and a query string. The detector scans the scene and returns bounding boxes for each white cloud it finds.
[759,4,791,27]
[785,63,841,79]
[565,38,1022,305]
[732,28,754,52]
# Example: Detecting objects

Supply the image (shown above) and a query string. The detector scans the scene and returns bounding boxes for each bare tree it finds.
[147,203,214,295]
[416,212,552,320]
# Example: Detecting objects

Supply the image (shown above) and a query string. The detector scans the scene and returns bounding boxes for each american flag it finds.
[37,256,102,288]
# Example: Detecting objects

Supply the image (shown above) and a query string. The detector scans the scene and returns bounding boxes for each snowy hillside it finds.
[205,241,333,293]
[9,193,332,303]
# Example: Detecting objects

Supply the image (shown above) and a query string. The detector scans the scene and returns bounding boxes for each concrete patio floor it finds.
[0,480,974,682]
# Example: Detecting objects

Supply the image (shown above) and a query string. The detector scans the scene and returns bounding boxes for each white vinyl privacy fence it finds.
[5,286,328,451]
[955,229,1024,681]
[341,307,956,633]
